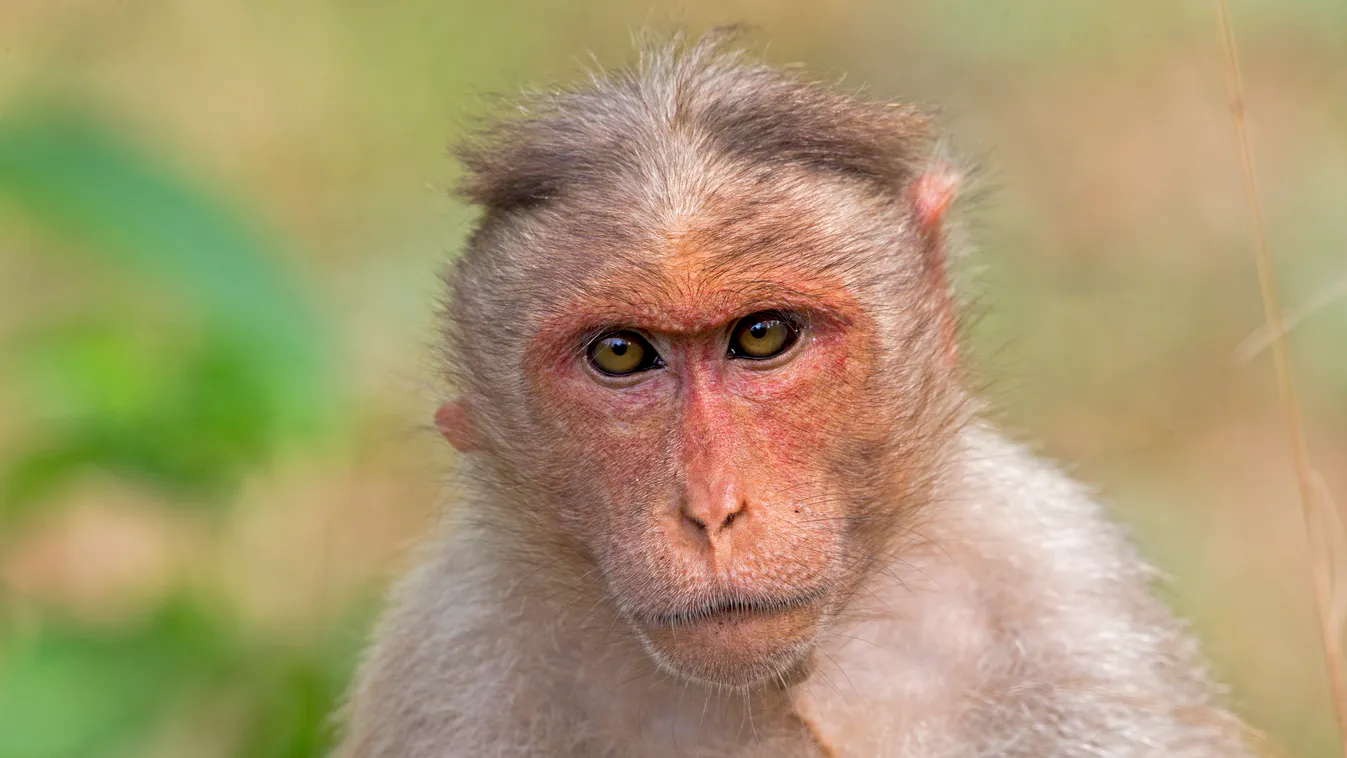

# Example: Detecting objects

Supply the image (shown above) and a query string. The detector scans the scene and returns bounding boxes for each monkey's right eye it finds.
[587,331,660,376]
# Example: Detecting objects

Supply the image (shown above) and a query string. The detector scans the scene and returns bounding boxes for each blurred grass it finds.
[0,1,1344,757]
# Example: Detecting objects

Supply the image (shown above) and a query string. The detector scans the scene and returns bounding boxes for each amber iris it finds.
[588,331,658,376]
[730,313,797,359]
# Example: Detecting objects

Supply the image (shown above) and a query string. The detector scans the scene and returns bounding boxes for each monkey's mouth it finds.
[647,588,826,628]
[632,589,827,687]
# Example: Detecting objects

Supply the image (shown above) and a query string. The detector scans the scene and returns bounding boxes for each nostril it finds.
[720,510,739,530]
[717,499,747,532]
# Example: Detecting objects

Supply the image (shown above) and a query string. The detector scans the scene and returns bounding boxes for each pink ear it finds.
[908,162,962,364]
[910,162,960,235]
[435,400,479,452]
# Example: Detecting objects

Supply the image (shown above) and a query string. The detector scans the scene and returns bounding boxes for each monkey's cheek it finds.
[637,605,822,688]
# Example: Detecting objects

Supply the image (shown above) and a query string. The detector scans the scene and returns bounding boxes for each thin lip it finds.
[642,587,827,629]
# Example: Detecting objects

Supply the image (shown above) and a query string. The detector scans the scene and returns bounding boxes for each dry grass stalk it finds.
[1236,275,1347,363]
[1213,1,1347,755]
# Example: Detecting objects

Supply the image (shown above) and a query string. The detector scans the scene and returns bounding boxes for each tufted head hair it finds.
[457,28,933,216]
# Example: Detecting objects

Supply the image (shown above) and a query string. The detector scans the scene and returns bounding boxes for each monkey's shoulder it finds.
[335,526,591,757]
[929,424,1252,756]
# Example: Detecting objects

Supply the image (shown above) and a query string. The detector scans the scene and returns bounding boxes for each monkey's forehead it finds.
[527,182,897,290]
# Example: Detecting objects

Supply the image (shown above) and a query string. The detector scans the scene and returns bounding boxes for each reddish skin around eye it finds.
[531,281,866,446]
[539,260,870,479]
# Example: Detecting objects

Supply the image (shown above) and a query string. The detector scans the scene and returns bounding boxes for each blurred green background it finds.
[0,1,1344,756]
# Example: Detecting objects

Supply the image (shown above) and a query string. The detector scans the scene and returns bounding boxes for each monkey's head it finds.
[438,34,966,689]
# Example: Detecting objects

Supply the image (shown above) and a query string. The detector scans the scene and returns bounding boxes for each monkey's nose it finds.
[680,491,746,537]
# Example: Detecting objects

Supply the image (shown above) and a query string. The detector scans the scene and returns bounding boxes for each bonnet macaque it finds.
[336,32,1251,757]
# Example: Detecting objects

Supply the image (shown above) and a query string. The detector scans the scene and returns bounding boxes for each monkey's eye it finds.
[729,312,798,360]
[588,331,660,376]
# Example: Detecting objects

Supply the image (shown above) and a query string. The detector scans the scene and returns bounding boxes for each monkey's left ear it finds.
[908,160,962,364]
[910,161,960,236]
[435,399,479,452]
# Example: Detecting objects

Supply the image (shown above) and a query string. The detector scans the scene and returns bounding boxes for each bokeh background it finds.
[1,1,1344,756]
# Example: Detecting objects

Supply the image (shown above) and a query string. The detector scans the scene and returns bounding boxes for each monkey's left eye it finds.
[729,312,798,360]
[588,331,661,376]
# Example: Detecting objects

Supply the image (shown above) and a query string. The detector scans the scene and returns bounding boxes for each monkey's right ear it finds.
[435,400,479,452]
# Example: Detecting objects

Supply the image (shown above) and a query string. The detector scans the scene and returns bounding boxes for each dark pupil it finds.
[609,340,628,356]
[749,323,768,339]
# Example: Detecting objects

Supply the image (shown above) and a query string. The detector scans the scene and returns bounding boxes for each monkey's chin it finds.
[635,602,823,689]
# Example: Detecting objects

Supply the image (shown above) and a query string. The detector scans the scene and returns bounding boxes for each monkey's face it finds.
[507,237,933,688]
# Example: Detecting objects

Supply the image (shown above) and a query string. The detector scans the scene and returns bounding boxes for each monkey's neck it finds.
[786,529,992,755]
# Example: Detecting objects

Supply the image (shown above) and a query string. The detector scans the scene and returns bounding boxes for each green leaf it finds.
[0,108,338,516]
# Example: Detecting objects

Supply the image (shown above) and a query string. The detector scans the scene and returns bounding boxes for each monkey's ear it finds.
[908,160,962,364]
[909,160,960,237]
[435,400,479,452]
